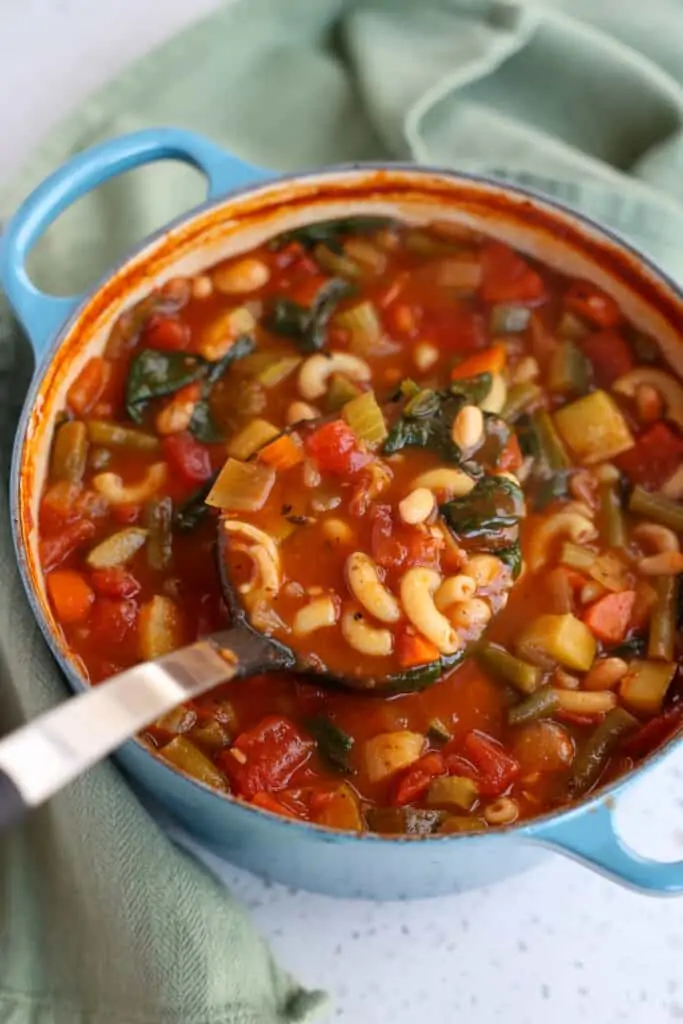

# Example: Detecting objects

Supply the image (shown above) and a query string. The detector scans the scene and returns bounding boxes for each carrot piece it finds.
[250,792,299,819]
[451,342,506,381]
[47,570,95,624]
[396,628,440,669]
[583,590,636,643]
[67,357,108,416]
[257,432,304,471]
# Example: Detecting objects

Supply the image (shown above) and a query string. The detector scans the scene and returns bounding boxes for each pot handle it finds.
[529,801,683,895]
[0,127,269,358]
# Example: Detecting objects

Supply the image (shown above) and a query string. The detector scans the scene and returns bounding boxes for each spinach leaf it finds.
[610,635,647,659]
[189,336,256,442]
[383,388,468,464]
[450,373,492,405]
[497,542,523,579]
[173,474,218,532]
[264,278,351,352]
[126,349,205,423]
[305,715,355,774]
[270,216,395,253]
[440,476,524,551]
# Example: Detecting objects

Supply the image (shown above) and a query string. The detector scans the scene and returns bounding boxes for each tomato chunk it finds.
[393,751,445,806]
[219,715,314,798]
[305,420,371,477]
[143,315,191,352]
[89,598,139,647]
[39,519,96,571]
[498,435,523,472]
[564,281,621,328]
[481,242,545,304]
[616,423,683,491]
[447,731,520,797]
[162,432,213,486]
[90,567,141,599]
[579,329,634,387]
[583,590,636,644]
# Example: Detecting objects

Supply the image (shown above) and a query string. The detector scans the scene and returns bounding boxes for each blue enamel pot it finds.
[2,127,683,899]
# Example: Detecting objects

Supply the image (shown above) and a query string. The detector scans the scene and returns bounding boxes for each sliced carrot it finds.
[47,570,95,624]
[67,357,108,416]
[583,590,636,644]
[451,342,506,381]
[257,432,304,471]
[397,628,440,669]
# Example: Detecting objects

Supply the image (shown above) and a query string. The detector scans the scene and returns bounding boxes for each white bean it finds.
[298,352,371,401]
[410,467,476,498]
[191,275,213,300]
[293,596,339,636]
[213,257,270,294]
[480,374,507,414]
[345,552,401,624]
[584,657,629,691]
[451,404,484,451]
[400,568,461,654]
[434,575,476,611]
[341,606,393,657]
[398,487,435,525]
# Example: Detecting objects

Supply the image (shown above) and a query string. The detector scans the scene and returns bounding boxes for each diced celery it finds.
[86,527,148,569]
[588,552,630,593]
[489,305,531,334]
[325,373,364,411]
[342,390,387,447]
[343,238,387,275]
[364,731,425,783]
[439,816,483,834]
[334,301,383,356]
[426,775,479,811]
[227,418,280,460]
[532,409,570,471]
[256,356,301,388]
[205,458,275,511]
[620,659,677,715]
[547,341,591,397]
[427,717,452,743]
[517,613,597,672]
[161,736,227,789]
[190,718,233,751]
[139,595,184,660]
[553,390,634,466]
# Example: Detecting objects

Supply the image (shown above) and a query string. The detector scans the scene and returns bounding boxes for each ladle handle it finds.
[0,627,289,831]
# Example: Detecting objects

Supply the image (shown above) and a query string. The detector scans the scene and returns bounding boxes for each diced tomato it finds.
[616,423,683,491]
[583,590,636,644]
[621,707,683,759]
[304,420,371,477]
[39,519,96,571]
[442,310,487,354]
[46,570,94,624]
[402,527,442,569]
[90,567,141,599]
[89,598,139,647]
[219,715,314,798]
[481,242,545,304]
[67,357,109,416]
[40,481,81,531]
[250,792,299,819]
[111,502,142,525]
[393,752,446,806]
[142,314,190,352]
[370,505,407,569]
[396,628,441,670]
[579,329,634,387]
[288,274,329,308]
[162,432,213,486]
[451,342,506,381]
[564,281,621,328]
[498,435,523,472]
[452,730,520,797]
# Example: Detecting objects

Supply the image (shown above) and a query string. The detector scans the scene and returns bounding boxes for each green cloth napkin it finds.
[2,1,683,1020]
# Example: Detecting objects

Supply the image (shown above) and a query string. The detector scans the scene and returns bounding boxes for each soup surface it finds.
[38,214,683,835]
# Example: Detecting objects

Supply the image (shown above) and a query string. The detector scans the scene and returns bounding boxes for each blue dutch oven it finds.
[2,127,683,899]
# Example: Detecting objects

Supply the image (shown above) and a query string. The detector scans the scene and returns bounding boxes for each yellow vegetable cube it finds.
[364,731,425,783]
[517,613,597,672]
[553,390,634,466]
[620,660,676,716]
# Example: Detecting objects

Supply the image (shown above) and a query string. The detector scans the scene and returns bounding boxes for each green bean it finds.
[569,707,639,796]
[477,642,542,695]
[508,687,559,726]
[531,409,570,471]
[51,420,88,483]
[629,485,683,532]
[86,419,159,452]
[599,480,627,548]
[501,382,541,423]
[427,717,452,743]
[648,575,678,661]
[145,496,174,571]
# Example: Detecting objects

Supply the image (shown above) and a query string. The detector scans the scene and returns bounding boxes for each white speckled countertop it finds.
[3,3,683,1021]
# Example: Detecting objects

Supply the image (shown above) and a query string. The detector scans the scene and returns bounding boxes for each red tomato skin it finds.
[305,421,371,477]
[219,715,314,798]
[481,242,545,304]
[564,281,621,328]
[162,432,213,485]
[90,568,141,599]
[393,752,446,806]
[89,598,139,647]
[143,315,191,352]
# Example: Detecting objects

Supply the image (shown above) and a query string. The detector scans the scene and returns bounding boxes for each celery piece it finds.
[559,541,595,573]
[501,382,542,422]
[547,341,591,397]
[227,418,280,460]
[334,301,383,355]
[325,373,364,411]
[342,390,387,447]
[553,390,634,466]
[557,311,589,341]
[517,613,597,672]
[313,243,361,278]
[139,595,183,660]
[205,458,275,512]
[86,527,148,569]
[531,409,570,471]
[256,355,301,389]
[489,304,531,335]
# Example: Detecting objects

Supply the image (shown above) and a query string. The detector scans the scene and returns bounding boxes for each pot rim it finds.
[10,157,683,846]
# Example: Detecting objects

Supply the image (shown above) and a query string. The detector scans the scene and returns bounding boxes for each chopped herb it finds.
[305,715,355,774]
[126,350,205,423]
[610,635,647,659]
[264,278,352,352]
[269,216,395,254]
